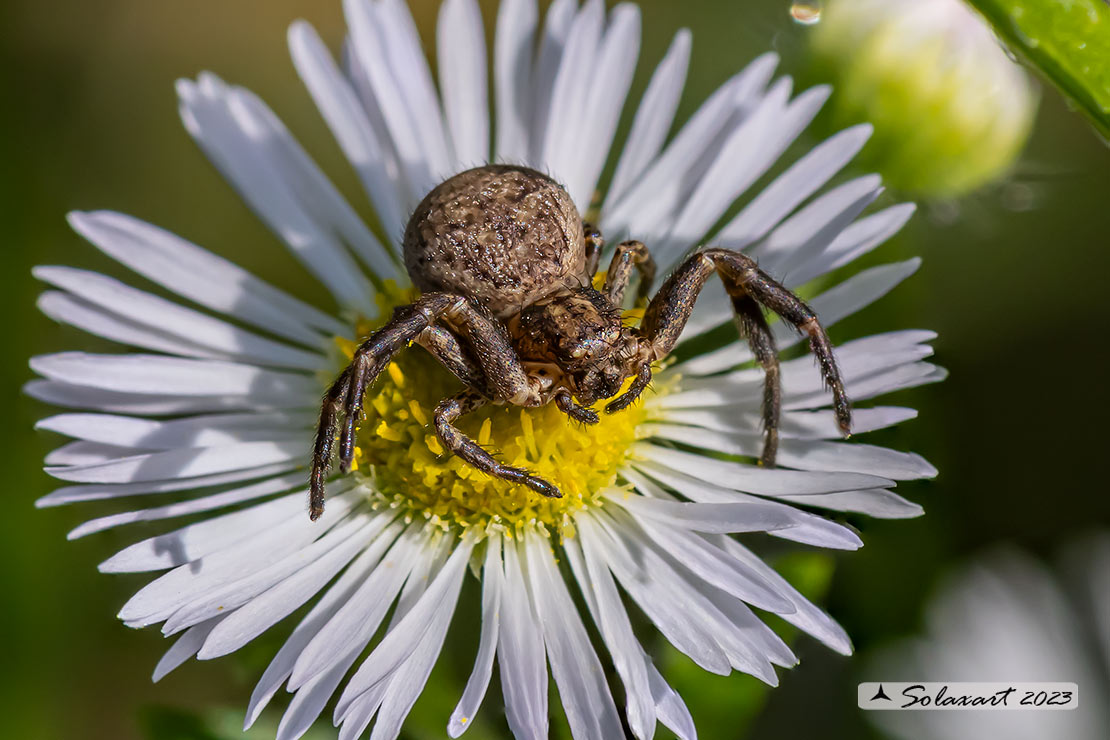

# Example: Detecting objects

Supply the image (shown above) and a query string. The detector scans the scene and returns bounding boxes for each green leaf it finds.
[965,0,1110,139]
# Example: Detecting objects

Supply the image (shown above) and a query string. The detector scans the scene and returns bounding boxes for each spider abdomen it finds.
[403,165,586,319]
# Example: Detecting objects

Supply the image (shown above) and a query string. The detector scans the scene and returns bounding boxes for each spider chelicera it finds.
[308,165,851,520]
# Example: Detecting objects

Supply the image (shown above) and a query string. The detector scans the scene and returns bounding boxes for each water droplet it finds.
[790,2,823,25]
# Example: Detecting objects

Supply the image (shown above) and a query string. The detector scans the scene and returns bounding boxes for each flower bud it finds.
[810,0,1037,197]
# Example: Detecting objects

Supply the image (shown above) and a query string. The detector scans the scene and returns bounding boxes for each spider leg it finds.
[554,389,599,424]
[309,365,352,520]
[732,294,781,466]
[603,240,657,307]
[583,222,604,276]
[310,293,463,520]
[434,390,561,498]
[415,325,488,393]
[605,362,653,414]
[640,249,851,463]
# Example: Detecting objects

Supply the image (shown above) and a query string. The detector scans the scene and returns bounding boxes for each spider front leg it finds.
[640,248,851,466]
[310,294,541,520]
[603,240,656,306]
[311,293,461,519]
[434,390,561,498]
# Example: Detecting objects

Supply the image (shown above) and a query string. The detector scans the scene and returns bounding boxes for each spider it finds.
[308,165,851,520]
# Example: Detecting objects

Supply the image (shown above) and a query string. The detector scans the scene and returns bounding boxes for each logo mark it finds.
[870,684,892,702]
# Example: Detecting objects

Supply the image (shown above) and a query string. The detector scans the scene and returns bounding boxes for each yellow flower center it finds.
[332,285,654,539]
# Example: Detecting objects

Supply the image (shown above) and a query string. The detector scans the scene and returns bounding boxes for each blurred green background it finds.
[2,0,1108,738]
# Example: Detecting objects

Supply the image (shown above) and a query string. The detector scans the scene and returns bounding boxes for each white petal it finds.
[25,379,309,416]
[67,210,343,345]
[45,440,133,466]
[563,536,656,740]
[31,352,316,399]
[153,616,226,682]
[344,0,438,203]
[203,516,400,660]
[37,410,312,450]
[692,574,796,669]
[632,442,891,495]
[64,471,307,539]
[607,487,862,550]
[37,291,217,364]
[641,423,936,479]
[624,463,866,547]
[118,492,358,626]
[165,513,376,636]
[601,53,778,239]
[100,489,312,573]
[288,525,430,690]
[244,526,400,727]
[601,509,789,682]
[45,440,306,484]
[524,534,625,740]
[375,0,454,178]
[645,658,697,740]
[438,0,490,169]
[606,29,691,207]
[717,536,852,655]
[448,538,503,737]
[234,84,402,282]
[786,202,917,286]
[280,660,364,740]
[528,0,577,167]
[288,20,408,248]
[539,0,606,196]
[715,124,873,250]
[494,0,539,164]
[337,537,474,714]
[622,513,796,613]
[498,535,548,740]
[177,75,378,312]
[35,272,326,369]
[578,514,731,675]
[776,489,924,518]
[360,576,461,740]
[749,175,883,279]
[338,583,456,740]
[657,406,918,440]
[564,3,641,210]
[658,77,802,260]
[671,330,936,404]
[37,464,298,508]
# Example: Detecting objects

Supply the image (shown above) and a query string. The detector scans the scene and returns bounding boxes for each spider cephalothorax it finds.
[309,165,851,520]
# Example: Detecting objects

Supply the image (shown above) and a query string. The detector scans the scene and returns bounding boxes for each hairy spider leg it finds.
[605,363,653,414]
[603,240,657,306]
[310,364,353,520]
[554,388,600,424]
[415,325,488,392]
[434,390,561,498]
[731,294,781,466]
[311,293,544,520]
[583,222,604,276]
[639,248,852,466]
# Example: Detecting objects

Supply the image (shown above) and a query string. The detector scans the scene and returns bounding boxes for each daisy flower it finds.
[868,535,1110,740]
[30,0,942,738]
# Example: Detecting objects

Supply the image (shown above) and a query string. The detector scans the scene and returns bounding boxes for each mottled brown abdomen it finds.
[403,165,586,319]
